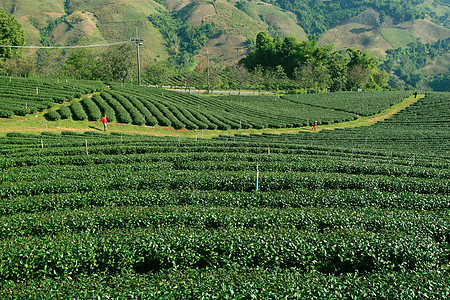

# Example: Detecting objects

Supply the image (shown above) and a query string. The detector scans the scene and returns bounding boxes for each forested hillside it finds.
[0,0,448,90]
[266,0,445,35]
[381,38,449,91]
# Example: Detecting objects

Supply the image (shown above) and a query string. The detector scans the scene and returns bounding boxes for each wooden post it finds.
[41,139,44,149]
[85,139,89,155]
[256,161,260,192]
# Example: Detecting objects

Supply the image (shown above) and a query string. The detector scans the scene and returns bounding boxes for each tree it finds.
[280,36,301,76]
[35,48,65,77]
[347,64,371,90]
[371,68,390,90]
[294,63,314,90]
[272,65,289,91]
[429,73,450,92]
[205,64,222,93]
[0,10,26,74]
[347,48,378,70]
[242,32,283,71]
[144,61,174,87]
[346,48,379,90]
[230,64,250,94]
[294,60,331,92]
[327,53,348,91]
[64,49,96,79]
[251,65,264,93]
[95,44,134,82]
[4,55,34,77]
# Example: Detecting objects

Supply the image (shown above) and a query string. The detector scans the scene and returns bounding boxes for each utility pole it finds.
[206,48,210,93]
[130,28,144,85]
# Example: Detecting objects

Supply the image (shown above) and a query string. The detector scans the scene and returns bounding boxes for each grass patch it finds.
[422,53,450,76]
[381,28,416,49]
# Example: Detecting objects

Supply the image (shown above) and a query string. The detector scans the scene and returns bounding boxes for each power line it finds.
[131,28,144,86]
[0,41,133,49]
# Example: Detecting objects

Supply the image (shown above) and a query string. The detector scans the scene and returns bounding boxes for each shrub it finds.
[101,92,132,124]
[0,109,14,118]
[41,132,58,136]
[84,131,106,136]
[61,131,79,136]
[91,95,116,122]
[70,102,88,120]
[45,110,62,121]
[58,106,72,119]
[124,94,158,126]
[80,97,102,121]
[6,132,28,137]
[108,91,145,125]
[14,108,30,116]
[140,98,171,127]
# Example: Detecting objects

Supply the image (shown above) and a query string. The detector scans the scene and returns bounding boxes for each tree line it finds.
[241,32,389,92]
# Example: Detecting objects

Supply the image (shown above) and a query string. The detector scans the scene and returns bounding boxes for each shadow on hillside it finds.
[350,27,372,34]
[88,126,102,131]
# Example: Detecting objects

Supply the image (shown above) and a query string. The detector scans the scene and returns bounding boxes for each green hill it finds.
[1,0,449,65]
[1,0,449,91]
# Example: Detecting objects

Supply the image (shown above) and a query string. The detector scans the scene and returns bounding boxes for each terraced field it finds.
[1,76,413,131]
[0,92,448,298]
[0,76,104,118]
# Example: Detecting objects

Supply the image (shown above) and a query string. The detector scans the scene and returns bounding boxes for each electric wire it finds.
[0,41,134,49]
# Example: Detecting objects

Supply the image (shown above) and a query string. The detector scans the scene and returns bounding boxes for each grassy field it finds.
[380,28,416,49]
[422,52,450,75]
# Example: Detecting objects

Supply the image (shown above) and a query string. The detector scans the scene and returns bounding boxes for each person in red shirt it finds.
[101,115,107,131]
[312,119,317,131]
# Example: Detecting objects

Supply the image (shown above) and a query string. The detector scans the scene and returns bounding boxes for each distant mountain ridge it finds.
[1,0,449,71]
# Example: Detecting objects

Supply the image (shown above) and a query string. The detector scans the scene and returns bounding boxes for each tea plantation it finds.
[0,76,104,118]
[0,87,448,298]
[0,76,414,131]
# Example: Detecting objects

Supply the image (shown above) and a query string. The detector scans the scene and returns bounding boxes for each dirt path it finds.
[315,94,423,131]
